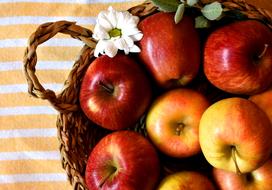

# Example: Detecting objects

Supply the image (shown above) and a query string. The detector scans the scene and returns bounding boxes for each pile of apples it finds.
[79,11,272,190]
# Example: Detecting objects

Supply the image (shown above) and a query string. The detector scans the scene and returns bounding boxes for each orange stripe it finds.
[0,46,82,61]
[0,70,70,84]
[0,182,72,190]
[0,115,58,130]
[0,137,59,152]
[0,25,93,39]
[0,2,142,17]
[0,160,63,174]
[0,93,57,107]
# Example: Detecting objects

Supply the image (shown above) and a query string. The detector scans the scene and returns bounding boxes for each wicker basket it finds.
[23,0,272,189]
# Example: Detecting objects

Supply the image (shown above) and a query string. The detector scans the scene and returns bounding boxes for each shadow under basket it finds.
[23,0,272,189]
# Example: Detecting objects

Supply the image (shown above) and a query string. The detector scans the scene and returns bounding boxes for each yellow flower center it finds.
[109,28,122,38]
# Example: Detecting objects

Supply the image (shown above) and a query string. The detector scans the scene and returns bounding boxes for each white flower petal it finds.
[114,38,128,50]
[94,40,106,57]
[120,12,133,26]
[123,36,134,48]
[122,27,141,37]
[97,6,118,30]
[129,45,141,53]
[130,33,143,41]
[108,6,114,11]
[108,7,118,28]
[124,47,130,55]
[98,7,117,31]
[116,12,125,29]
[97,15,113,31]
[94,46,101,57]
[132,16,140,24]
[93,24,110,40]
[105,41,118,58]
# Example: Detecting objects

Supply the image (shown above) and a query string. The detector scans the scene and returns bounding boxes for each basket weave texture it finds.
[23,0,272,189]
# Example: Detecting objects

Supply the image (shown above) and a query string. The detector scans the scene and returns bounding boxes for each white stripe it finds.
[0,106,58,116]
[0,61,74,71]
[0,151,60,161]
[0,173,66,184]
[0,38,84,48]
[0,84,63,94]
[0,16,96,26]
[0,128,56,138]
[0,0,138,4]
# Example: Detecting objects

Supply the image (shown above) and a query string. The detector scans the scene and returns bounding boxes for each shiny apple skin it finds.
[79,54,152,130]
[199,97,272,173]
[157,171,216,190]
[146,89,210,158]
[204,20,272,95]
[249,88,272,123]
[138,12,200,88]
[213,159,272,190]
[85,131,160,190]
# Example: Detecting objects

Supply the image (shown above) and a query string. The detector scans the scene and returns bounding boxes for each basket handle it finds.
[23,21,97,113]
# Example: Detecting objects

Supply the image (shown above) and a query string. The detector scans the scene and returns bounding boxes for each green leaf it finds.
[195,16,210,28]
[175,3,185,24]
[151,0,180,12]
[201,1,223,20]
[187,0,199,7]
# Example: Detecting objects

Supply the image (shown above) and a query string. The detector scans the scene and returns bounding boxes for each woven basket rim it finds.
[23,0,272,190]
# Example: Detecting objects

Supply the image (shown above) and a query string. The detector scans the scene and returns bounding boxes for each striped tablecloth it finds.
[0,0,142,189]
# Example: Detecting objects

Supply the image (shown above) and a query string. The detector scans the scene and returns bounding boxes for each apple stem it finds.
[99,81,114,94]
[99,167,117,188]
[231,146,242,175]
[176,123,185,136]
[258,44,269,59]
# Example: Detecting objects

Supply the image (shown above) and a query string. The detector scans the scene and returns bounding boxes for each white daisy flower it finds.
[93,6,143,58]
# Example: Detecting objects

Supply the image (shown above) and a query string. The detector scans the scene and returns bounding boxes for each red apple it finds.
[138,12,200,88]
[213,158,272,190]
[146,89,210,158]
[157,171,216,190]
[204,20,272,95]
[199,97,272,173]
[79,54,152,130]
[85,131,160,190]
[249,88,272,123]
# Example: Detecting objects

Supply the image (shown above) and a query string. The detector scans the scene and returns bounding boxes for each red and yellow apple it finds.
[249,88,272,123]
[204,20,272,95]
[138,12,200,88]
[85,131,160,190]
[199,97,272,173]
[157,171,216,190]
[213,158,272,190]
[146,89,209,158]
[79,54,152,130]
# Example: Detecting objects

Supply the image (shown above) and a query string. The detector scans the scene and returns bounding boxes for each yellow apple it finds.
[146,89,209,158]
[157,171,215,190]
[199,97,272,173]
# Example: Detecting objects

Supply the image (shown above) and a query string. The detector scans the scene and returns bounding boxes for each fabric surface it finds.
[0,0,142,189]
[0,0,271,190]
